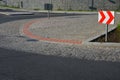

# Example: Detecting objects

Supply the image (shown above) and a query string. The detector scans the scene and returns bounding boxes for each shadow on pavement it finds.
[0,47,120,80]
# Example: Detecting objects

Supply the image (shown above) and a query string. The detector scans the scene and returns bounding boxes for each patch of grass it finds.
[117,23,120,30]
[0,5,19,9]
[10,5,19,8]
[33,8,40,11]
[56,7,63,11]
[57,8,63,11]
[116,23,120,40]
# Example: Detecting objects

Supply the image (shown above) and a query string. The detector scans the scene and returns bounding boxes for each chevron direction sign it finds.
[98,10,115,25]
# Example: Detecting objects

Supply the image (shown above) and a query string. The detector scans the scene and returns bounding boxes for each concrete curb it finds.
[85,26,117,42]
[0,12,34,16]
[0,12,9,15]
[83,42,120,47]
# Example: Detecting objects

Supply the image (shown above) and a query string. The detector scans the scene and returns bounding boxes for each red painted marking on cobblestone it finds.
[23,20,82,44]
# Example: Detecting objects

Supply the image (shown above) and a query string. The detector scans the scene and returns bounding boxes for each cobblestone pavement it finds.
[30,15,102,41]
[25,14,120,43]
[0,14,120,80]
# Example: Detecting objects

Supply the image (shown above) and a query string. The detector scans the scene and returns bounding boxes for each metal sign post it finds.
[48,10,50,19]
[105,24,108,42]
[98,10,115,42]
[44,3,53,19]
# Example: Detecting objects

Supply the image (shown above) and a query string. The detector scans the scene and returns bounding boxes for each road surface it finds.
[0,10,120,80]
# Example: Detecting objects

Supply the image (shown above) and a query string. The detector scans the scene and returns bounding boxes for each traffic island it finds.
[22,15,109,45]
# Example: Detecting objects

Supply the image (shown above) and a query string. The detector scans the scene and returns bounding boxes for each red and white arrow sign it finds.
[98,10,115,25]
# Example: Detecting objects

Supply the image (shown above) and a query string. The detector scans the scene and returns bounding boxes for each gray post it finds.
[48,10,50,19]
[105,24,108,42]
[91,0,94,11]
[47,0,52,19]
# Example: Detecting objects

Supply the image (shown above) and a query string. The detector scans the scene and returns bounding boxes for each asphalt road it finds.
[0,47,120,80]
[0,11,120,80]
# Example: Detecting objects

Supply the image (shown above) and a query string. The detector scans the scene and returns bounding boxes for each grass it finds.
[0,5,19,9]
[0,5,20,10]
[117,23,120,30]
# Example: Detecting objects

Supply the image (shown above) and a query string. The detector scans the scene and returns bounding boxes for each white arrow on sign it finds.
[98,10,115,25]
